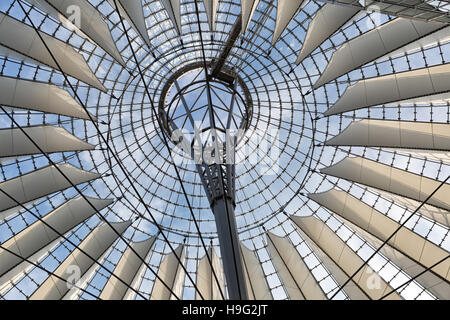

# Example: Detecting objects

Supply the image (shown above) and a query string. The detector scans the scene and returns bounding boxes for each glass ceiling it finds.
[0,0,449,300]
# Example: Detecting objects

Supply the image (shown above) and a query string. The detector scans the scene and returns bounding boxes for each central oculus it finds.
[158,62,253,163]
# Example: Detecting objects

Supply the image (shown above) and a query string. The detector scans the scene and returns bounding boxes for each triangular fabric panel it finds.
[296,2,360,64]
[107,0,152,48]
[150,245,185,300]
[373,189,450,228]
[318,199,450,299]
[290,215,402,300]
[379,26,450,62]
[0,126,94,159]
[314,18,444,89]
[30,0,125,66]
[161,0,182,35]
[203,0,219,31]
[308,190,450,283]
[0,238,60,294]
[0,12,106,92]
[325,119,450,152]
[293,227,369,300]
[266,232,326,300]
[241,0,260,33]
[324,64,450,116]
[195,247,225,300]
[100,237,156,299]
[29,221,131,299]
[0,76,94,120]
[272,0,305,45]
[0,196,112,280]
[0,164,101,218]
[240,243,272,300]
[321,156,450,217]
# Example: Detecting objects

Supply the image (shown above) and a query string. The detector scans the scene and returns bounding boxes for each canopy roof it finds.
[0,0,449,300]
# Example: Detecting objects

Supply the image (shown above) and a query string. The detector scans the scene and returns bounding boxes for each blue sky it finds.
[0,0,449,300]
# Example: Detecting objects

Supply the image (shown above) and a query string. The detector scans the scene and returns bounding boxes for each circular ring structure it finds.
[0,0,448,301]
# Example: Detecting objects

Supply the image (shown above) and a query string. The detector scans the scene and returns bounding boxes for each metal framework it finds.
[318,0,450,23]
[0,0,449,300]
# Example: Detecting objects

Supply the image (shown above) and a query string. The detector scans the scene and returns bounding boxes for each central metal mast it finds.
[200,14,249,300]
[169,71,249,299]
[160,10,250,299]
[192,6,248,299]
[196,142,248,300]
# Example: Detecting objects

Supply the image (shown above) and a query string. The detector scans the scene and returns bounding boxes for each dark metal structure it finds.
[0,0,449,300]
